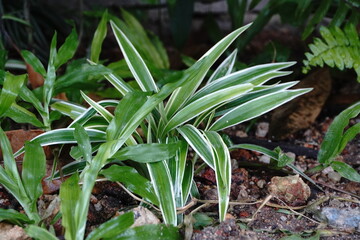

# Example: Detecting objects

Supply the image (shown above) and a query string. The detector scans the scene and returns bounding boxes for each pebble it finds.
[328,171,342,183]
[255,122,269,138]
[280,215,287,222]
[259,155,270,164]
[256,179,266,189]
[321,207,360,231]
[235,130,248,138]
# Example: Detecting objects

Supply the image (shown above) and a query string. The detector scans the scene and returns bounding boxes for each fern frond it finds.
[303,24,360,82]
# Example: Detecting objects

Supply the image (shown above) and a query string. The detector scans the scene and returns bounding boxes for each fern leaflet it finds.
[303,24,360,82]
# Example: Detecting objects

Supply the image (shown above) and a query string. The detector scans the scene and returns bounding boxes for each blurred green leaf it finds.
[86,212,134,240]
[113,142,180,162]
[318,101,360,164]
[0,208,32,226]
[0,72,26,118]
[21,50,46,76]
[22,141,46,211]
[25,225,58,240]
[60,173,81,240]
[331,161,360,182]
[55,28,79,69]
[5,103,44,128]
[110,224,181,240]
[91,10,108,63]
[101,165,159,205]
[74,124,93,164]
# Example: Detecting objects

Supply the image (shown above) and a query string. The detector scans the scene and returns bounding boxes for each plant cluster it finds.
[0,5,359,240]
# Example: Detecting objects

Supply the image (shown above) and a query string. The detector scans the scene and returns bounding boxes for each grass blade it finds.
[204,131,231,221]
[163,84,253,134]
[110,21,158,93]
[147,161,177,225]
[177,124,214,168]
[210,89,311,131]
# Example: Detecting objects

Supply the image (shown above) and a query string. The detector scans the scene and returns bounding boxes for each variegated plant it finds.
[12,19,310,238]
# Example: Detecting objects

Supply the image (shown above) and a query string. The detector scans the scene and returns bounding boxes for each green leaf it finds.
[0,128,22,187]
[0,72,26,118]
[0,208,33,226]
[5,103,45,128]
[21,50,46,76]
[22,141,46,208]
[44,32,57,107]
[51,100,86,119]
[101,165,159,205]
[91,10,108,63]
[207,49,237,84]
[318,101,360,164]
[177,125,214,168]
[14,128,106,158]
[81,91,113,123]
[190,62,294,103]
[25,225,58,240]
[163,84,253,134]
[147,161,177,225]
[19,86,46,116]
[68,100,118,127]
[106,92,148,141]
[110,21,158,93]
[60,173,81,240]
[165,24,252,118]
[54,64,111,95]
[55,28,79,69]
[110,224,181,240]
[331,161,360,182]
[338,122,360,154]
[274,146,295,167]
[210,89,311,131]
[86,212,134,240]
[204,131,231,221]
[74,124,93,163]
[112,142,180,163]
[302,0,332,39]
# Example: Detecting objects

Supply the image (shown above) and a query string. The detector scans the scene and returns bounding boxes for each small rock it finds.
[285,152,296,159]
[321,207,360,231]
[322,166,334,175]
[236,130,248,138]
[259,155,270,164]
[268,175,311,206]
[256,179,266,189]
[328,171,342,183]
[0,223,30,240]
[131,206,160,227]
[280,215,287,222]
[255,122,269,138]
